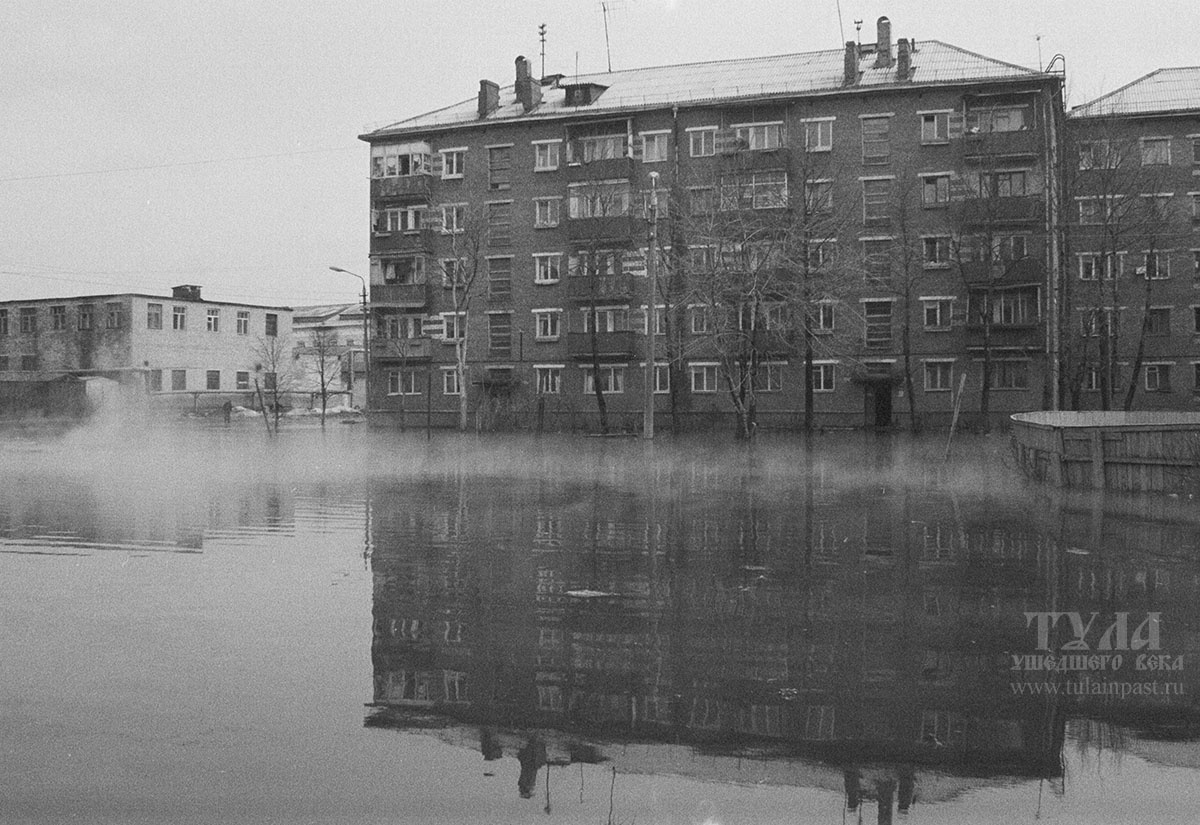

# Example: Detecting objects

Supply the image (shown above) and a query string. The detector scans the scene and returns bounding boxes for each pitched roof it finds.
[365,40,1047,139]
[1070,67,1200,118]
[291,303,360,323]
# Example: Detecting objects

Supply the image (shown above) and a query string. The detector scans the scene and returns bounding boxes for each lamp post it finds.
[329,267,370,413]
[643,172,659,439]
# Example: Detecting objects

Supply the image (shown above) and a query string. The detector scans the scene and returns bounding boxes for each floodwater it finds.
[2,425,1199,825]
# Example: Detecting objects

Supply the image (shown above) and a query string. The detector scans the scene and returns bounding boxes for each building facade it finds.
[291,303,366,409]
[1064,68,1200,411]
[359,17,1065,430]
[0,284,292,413]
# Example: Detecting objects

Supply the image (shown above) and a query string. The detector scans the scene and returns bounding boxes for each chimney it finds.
[896,38,911,80]
[172,284,202,301]
[477,79,499,119]
[874,16,893,68]
[515,55,542,112]
[843,41,859,86]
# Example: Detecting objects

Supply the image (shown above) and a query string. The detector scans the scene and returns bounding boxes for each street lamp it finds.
[329,266,370,413]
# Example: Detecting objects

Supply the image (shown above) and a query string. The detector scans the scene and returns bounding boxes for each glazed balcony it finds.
[370,174,433,202]
[566,330,640,361]
[371,282,431,308]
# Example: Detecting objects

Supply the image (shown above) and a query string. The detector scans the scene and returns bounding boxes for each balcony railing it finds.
[372,336,433,361]
[956,195,1044,226]
[961,128,1041,159]
[566,330,639,360]
[964,322,1043,351]
[370,175,433,202]
[564,215,638,243]
[718,146,791,170]
[371,282,431,308]
[565,156,635,182]
[370,228,436,255]
[565,273,637,302]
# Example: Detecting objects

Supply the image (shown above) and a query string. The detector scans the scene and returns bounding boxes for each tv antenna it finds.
[854,19,863,46]
[539,23,547,79]
[597,0,627,72]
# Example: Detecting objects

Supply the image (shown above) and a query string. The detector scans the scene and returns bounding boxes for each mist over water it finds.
[2,422,1199,824]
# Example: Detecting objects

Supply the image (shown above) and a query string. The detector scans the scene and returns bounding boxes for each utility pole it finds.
[643,172,659,439]
[330,267,371,414]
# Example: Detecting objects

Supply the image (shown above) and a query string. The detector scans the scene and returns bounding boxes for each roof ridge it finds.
[925,39,1039,76]
[570,45,846,81]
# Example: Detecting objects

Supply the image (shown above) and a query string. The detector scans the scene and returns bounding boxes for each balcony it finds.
[958,257,1044,287]
[565,215,638,243]
[566,330,640,361]
[370,174,433,202]
[718,146,791,171]
[566,156,634,182]
[964,322,1043,351]
[370,228,436,255]
[373,336,433,361]
[371,282,431,308]
[961,128,1042,160]
[565,273,637,303]
[956,195,1044,226]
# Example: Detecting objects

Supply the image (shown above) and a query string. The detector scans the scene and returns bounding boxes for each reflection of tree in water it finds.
[364,441,1200,815]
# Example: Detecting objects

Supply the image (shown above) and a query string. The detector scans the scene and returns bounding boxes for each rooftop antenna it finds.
[854,19,863,47]
[539,23,547,79]
[597,0,626,72]
[1035,34,1043,71]
[835,0,845,44]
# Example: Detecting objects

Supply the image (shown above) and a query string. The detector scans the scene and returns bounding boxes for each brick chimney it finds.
[515,55,542,112]
[896,38,911,80]
[843,41,859,86]
[172,284,202,301]
[477,79,499,119]
[874,16,893,68]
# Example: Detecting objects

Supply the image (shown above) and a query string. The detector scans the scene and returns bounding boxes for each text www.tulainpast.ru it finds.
[1010,678,1186,698]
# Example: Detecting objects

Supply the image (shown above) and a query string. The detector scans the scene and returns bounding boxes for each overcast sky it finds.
[0,0,1193,307]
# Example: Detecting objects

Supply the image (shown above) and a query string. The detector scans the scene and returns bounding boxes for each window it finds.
[263,372,277,391]
[20,355,37,372]
[690,364,718,393]
[1141,137,1171,166]
[533,140,561,171]
[568,180,631,218]
[864,301,892,348]
[440,148,465,179]
[718,171,787,210]
[1142,252,1170,280]
[534,310,561,340]
[997,234,1028,262]
[689,128,716,157]
[104,302,121,329]
[920,112,950,144]
[487,145,512,189]
[1147,307,1171,336]
[77,304,93,331]
[388,369,420,395]
[236,311,249,335]
[147,303,163,330]
[689,186,715,214]
[172,306,186,330]
[1079,254,1103,281]
[1192,194,1200,221]
[50,306,67,330]
[0,309,7,335]
[19,307,36,333]
[690,306,710,334]
[923,299,952,330]
[805,179,833,214]
[535,366,561,394]
[861,116,890,163]
[924,361,953,391]
[486,257,512,301]
[148,370,162,391]
[371,144,430,178]
[863,178,892,222]
[487,313,511,355]
[582,306,628,333]
[486,202,512,247]
[171,369,187,391]
[573,134,625,162]
[922,174,950,206]
[1145,363,1171,392]
[440,258,466,289]
[734,122,783,151]
[967,105,1028,133]
[1078,140,1117,170]
[974,290,1037,325]
[376,206,422,234]
[984,170,1028,197]
[813,303,835,333]
[863,240,892,284]
[803,119,833,152]
[205,370,220,390]
[442,368,461,395]
[1077,198,1111,225]
[811,363,835,392]
[806,239,836,270]
[583,365,624,394]
[533,197,560,228]
[1082,367,1100,392]
[441,313,466,341]
[923,237,951,266]
[206,308,220,332]
[653,364,670,393]
[380,257,426,286]
[265,313,278,337]
[641,132,669,163]
[1194,251,1200,283]
[0,356,8,370]
[1193,137,1200,165]
[989,361,1030,390]
[533,253,562,284]
[236,371,250,390]
[440,203,466,234]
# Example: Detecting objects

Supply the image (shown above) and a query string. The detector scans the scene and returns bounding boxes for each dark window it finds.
[148,370,162,391]
[147,303,163,330]
[171,369,187,390]
[265,313,278,337]
[236,371,250,390]
[19,307,36,333]
[206,370,220,390]
[78,304,94,330]
[488,146,512,190]
[50,306,67,330]
[861,116,890,163]
[21,355,37,371]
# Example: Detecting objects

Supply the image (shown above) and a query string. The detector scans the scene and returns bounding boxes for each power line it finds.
[0,145,360,184]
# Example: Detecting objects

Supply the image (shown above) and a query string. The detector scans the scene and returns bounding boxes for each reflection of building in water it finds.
[366,459,1200,812]
[0,480,299,552]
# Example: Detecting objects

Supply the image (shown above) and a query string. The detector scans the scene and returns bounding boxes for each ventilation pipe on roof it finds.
[172,285,202,301]
[875,16,893,68]
[478,79,500,119]
[896,38,911,80]
[843,41,859,86]
[515,55,542,112]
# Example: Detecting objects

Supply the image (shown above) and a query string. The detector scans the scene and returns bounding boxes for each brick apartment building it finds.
[358,16,1065,431]
[1064,68,1200,411]
[0,285,292,415]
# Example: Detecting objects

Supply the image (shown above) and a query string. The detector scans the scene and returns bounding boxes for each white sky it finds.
[0,0,1194,306]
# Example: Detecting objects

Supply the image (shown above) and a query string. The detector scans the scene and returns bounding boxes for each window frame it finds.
[532,140,561,172]
[801,118,834,152]
[923,360,954,391]
[919,111,951,145]
[688,127,716,158]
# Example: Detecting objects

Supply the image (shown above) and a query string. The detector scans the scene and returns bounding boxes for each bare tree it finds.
[303,325,343,428]
[253,333,293,436]
[440,204,487,431]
